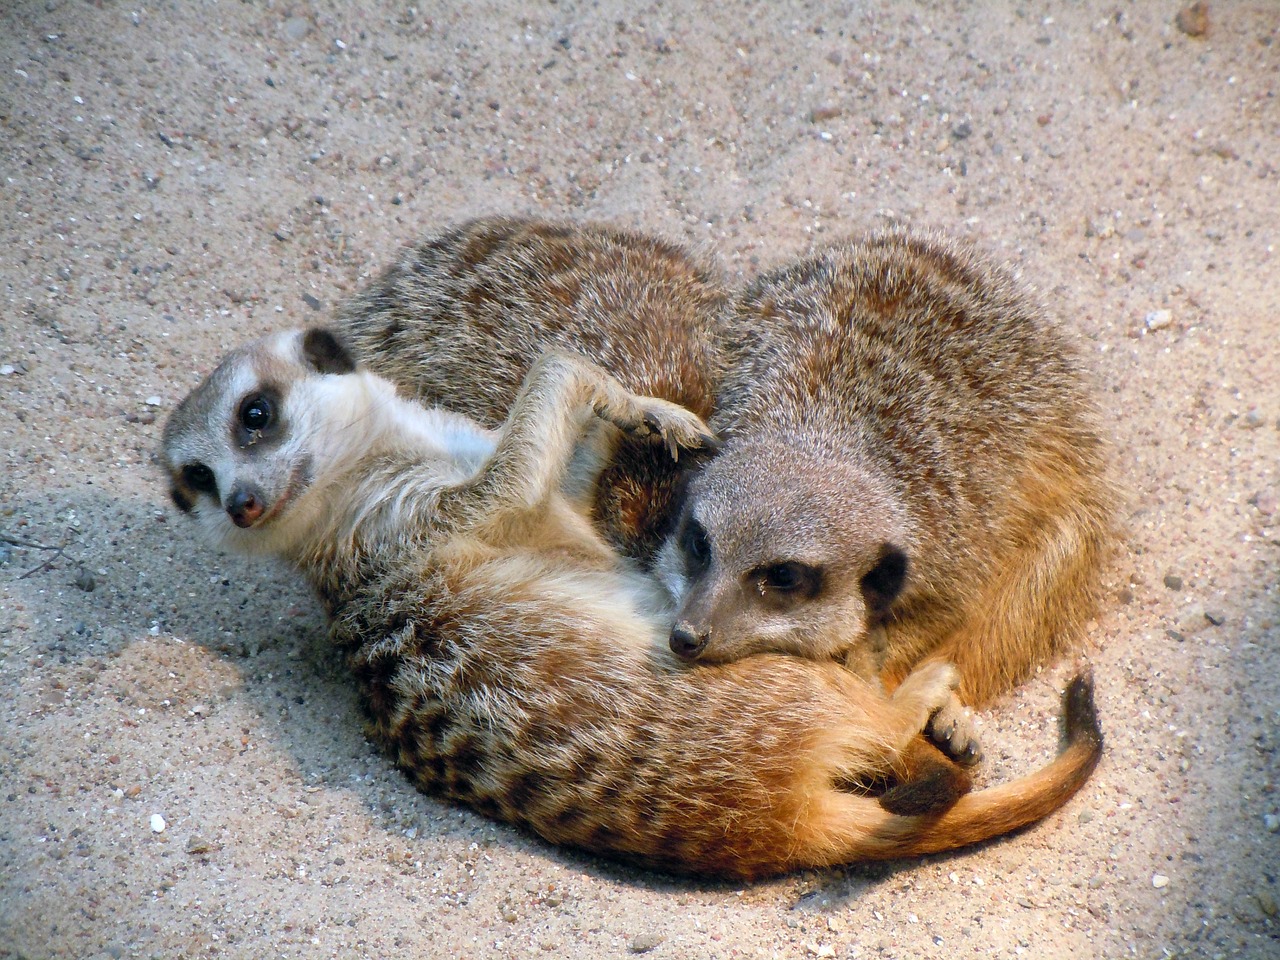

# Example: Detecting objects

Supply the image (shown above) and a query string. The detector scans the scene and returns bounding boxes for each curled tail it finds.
[794,674,1103,871]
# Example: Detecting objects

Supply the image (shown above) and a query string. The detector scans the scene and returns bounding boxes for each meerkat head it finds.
[654,441,913,665]
[161,327,374,558]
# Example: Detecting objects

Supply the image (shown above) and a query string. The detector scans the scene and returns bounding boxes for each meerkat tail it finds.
[799,674,1102,866]
[876,736,974,817]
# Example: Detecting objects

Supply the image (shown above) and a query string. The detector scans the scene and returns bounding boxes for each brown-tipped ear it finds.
[302,328,356,374]
[861,543,909,617]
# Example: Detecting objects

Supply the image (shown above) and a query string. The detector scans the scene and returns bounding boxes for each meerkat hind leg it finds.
[886,661,961,742]
[861,630,981,766]
[438,351,713,530]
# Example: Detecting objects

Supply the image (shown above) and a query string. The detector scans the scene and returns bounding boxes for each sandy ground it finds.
[1,1,1277,957]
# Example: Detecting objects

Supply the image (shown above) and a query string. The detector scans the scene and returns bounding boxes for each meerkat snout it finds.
[226,484,266,528]
[669,621,710,658]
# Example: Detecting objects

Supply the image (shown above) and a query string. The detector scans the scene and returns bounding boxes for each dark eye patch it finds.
[752,561,823,606]
[182,463,217,495]
[681,517,712,576]
[232,386,284,449]
[170,462,216,514]
[239,394,273,431]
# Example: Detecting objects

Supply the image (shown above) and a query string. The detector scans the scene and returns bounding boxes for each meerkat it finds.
[335,221,1113,760]
[160,327,1103,879]
[655,231,1117,723]
[337,215,728,565]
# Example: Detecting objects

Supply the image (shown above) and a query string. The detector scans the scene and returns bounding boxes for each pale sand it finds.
[1,2,1276,957]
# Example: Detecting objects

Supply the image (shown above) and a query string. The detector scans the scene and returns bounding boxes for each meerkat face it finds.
[161,328,361,557]
[654,443,912,666]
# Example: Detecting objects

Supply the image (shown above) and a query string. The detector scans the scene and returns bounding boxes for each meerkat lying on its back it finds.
[161,328,1102,879]
[338,215,728,565]
[657,232,1116,722]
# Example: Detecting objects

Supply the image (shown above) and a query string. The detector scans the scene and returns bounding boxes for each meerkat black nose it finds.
[669,622,710,659]
[226,487,265,528]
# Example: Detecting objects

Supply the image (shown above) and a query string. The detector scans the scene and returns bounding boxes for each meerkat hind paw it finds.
[634,402,717,461]
[927,693,982,765]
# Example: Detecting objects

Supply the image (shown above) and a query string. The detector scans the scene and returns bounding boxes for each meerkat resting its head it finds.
[655,232,1117,731]
[162,328,1102,879]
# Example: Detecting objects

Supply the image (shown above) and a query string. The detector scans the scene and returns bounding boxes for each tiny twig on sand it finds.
[2,528,80,580]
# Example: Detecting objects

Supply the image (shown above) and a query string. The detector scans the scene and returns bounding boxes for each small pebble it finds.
[1145,309,1173,331]
[1078,809,1094,824]
[185,835,213,854]
[281,16,311,41]
[150,814,167,833]
[1234,894,1264,923]
[1176,2,1210,38]
[301,293,323,311]
[629,933,663,954]
[1152,874,1169,889]
[951,119,973,140]
[1163,574,1184,591]
[1203,610,1225,626]
[1263,813,1279,833]
[1256,888,1278,918]
[0,364,15,376]
[74,566,96,593]
[1252,490,1277,516]
[1088,875,1105,889]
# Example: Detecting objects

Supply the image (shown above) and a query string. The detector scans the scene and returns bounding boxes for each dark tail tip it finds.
[877,756,973,816]
[1062,672,1103,750]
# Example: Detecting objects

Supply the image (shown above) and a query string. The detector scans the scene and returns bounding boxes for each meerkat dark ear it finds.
[301,328,357,374]
[861,544,909,616]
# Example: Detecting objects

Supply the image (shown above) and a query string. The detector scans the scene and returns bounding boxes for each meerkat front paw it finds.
[606,396,718,462]
[927,693,982,765]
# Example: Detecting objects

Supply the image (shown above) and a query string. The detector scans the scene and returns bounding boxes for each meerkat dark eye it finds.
[239,394,273,431]
[681,517,712,576]
[753,561,823,605]
[182,463,217,496]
